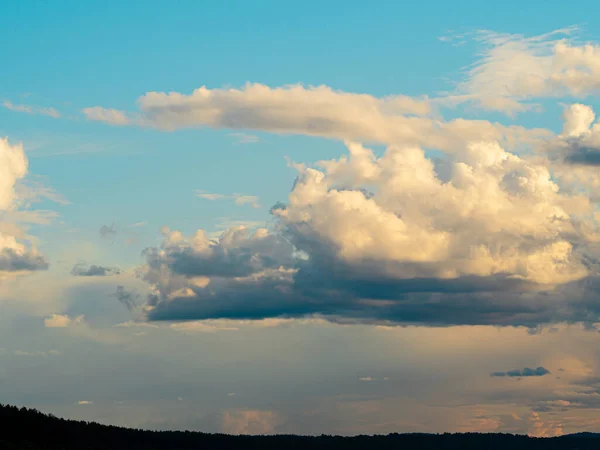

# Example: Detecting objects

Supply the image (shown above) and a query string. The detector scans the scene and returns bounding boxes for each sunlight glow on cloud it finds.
[140,130,600,327]
[446,27,600,114]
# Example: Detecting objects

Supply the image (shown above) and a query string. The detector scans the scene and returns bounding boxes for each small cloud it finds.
[77,400,93,405]
[71,261,121,277]
[211,219,264,237]
[13,349,61,357]
[3,100,60,118]
[170,320,239,334]
[127,221,147,228]
[114,321,159,329]
[359,376,376,381]
[228,393,236,397]
[99,223,117,238]
[44,314,85,328]
[113,286,140,311]
[196,191,261,209]
[491,367,551,377]
[83,107,130,125]
[177,397,183,401]
[229,132,260,145]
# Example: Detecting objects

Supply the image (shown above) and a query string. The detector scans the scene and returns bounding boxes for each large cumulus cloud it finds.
[140,130,600,326]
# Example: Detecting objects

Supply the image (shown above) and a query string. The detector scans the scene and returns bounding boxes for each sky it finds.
[6,0,600,437]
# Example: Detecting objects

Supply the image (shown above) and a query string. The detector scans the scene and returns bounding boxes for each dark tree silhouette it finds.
[1,403,599,449]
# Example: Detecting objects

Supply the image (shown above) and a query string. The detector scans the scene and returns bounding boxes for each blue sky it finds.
[5,0,600,437]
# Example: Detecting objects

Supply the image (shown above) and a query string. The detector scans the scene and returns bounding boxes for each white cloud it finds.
[561,103,596,138]
[276,140,589,285]
[0,138,28,210]
[44,313,85,328]
[447,27,600,114]
[3,100,60,118]
[82,83,550,153]
[196,190,261,208]
[0,138,49,275]
[82,106,130,125]
[77,400,93,405]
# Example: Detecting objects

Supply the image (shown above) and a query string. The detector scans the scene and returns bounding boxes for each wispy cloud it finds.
[71,262,121,277]
[3,100,60,118]
[99,223,117,239]
[81,106,129,125]
[127,221,147,228]
[13,349,61,357]
[229,132,260,144]
[196,190,261,208]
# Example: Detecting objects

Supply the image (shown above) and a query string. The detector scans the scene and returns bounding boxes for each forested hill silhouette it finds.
[2,404,600,450]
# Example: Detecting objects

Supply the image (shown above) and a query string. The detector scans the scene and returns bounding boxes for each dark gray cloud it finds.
[144,228,295,279]
[71,262,121,277]
[113,285,140,311]
[137,183,600,328]
[564,143,600,166]
[142,232,600,327]
[0,248,48,272]
[491,367,550,377]
[99,223,117,238]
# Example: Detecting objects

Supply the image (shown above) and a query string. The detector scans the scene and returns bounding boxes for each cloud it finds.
[170,320,239,334]
[13,349,61,357]
[0,138,49,276]
[447,27,600,114]
[140,137,600,327]
[44,313,85,328]
[143,226,295,280]
[221,409,283,435]
[3,100,60,118]
[113,285,140,311]
[82,83,549,152]
[491,367,551,377]
[71,262,121,277]
[550,104,600,166]
[0,247,48,272]
[534,103,600,202]
[229,132,260,144]
[0,138,28,210]
[127,221,147,228]
[99,223,117,238]
[82,106,129,125]
[77,400,93,405]
[113,320,159,329]
[74,31,600,329]
[14,177,70,208]
[196,190,261,208]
